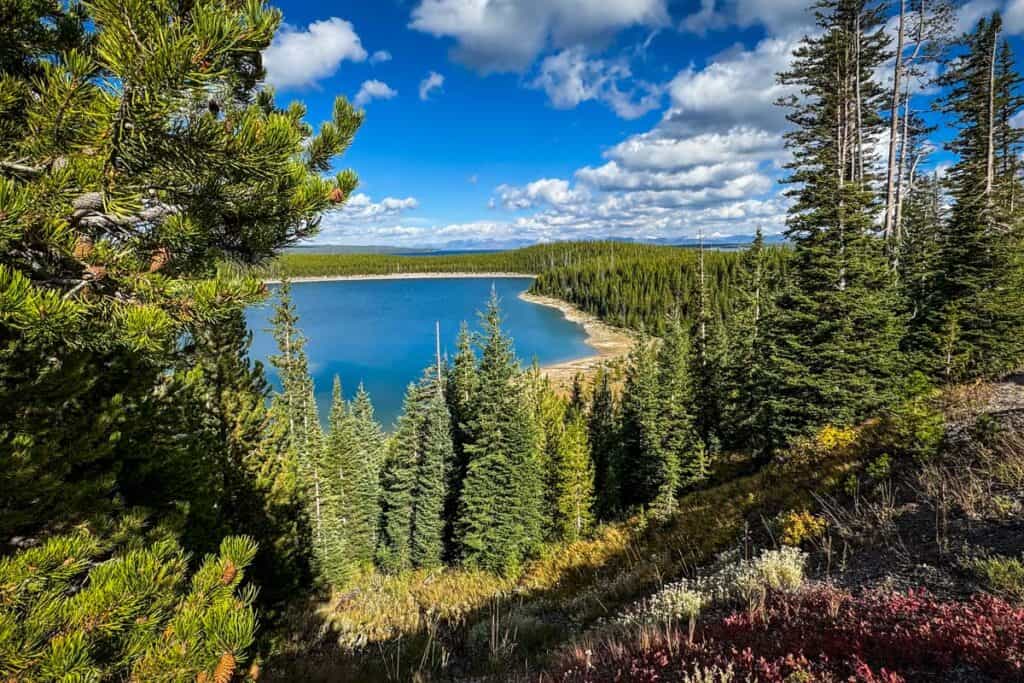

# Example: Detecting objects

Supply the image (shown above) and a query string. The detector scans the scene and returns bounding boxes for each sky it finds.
[260,0,1024,249]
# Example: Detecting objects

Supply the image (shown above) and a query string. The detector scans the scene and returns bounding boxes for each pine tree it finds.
[657,316,704,505]
[723,227,774,452]
[378,380,426,573]
[525,366,569,538]
[765,0,904,450]
[458,292,543,574]
[345,382,386,566]
[620,331,668,513]
[899,174,946,371]
[268,283,346,586]
[932,12,1024,380]
[0,517,259,681]
[0,0,363,545]
[554,412,595,542]
[182,308,310,604]
[444,322,479,557]
[588,366,622,518]
[411,378,453,569]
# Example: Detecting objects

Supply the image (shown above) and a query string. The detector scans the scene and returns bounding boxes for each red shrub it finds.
[549,585,1024,682]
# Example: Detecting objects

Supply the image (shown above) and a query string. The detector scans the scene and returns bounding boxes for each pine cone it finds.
[220,560,237,585]
[213,652,236,683]
[85,265,107,281]
[328,187,346,204]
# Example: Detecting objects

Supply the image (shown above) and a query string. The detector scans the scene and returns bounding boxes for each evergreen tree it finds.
[444,322,478,557]
[899,174,946,371]
[568,373,587,419]
[458,292,543,574]
[932,13,1024,380]
[554,412,596,542]
[378,380,425,573]
[411,377,453,569]
[0,0,363,545]
[182,308,309,605]
[525,366,569,539]
[268,283,345,586]
[619,332,667,513]
[0,518,260,681]
[588,366,622,518]
[323,376,375,579]
[657,316,705,502]
[765,0,904,450]
[345,382,386,566]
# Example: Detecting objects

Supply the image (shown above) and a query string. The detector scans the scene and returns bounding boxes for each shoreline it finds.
[518,291,635,387]
[265,272,536,284]
[264,272,635,386]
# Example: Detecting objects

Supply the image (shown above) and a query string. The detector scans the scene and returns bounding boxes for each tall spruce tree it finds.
[620,331,668,513]
[411,376,453,569]
[722,227,775,453]
[444,322,479,556]
[932,13,1024,380]
[378,380,426,573]
[458,292,543,574]
[377,360,454,572]
[765,0,904,450]
[268,282,345,586]
[345,382,385,566]
[554,411,596,542]
[588,366,622,518]
[658,315,706,501]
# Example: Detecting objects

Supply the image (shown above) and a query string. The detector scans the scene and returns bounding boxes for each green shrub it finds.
[963,554,1024,603]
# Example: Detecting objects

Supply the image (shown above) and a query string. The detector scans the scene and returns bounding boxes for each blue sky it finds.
[261,0,1024,249]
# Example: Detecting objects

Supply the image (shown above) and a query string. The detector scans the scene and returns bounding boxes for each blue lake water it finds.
[245,277,592,430]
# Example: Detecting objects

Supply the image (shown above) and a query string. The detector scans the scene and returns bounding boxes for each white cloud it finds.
[263,18,367,90]
[409,0,669,73]
[419,71,445,101]
[663,37,798,134]
[607,126,783,171]
[370,50,393,64]
[354,80,398,107]
[317,193,420,241]
[531,47,662,119]
[496,179,590,210]
[576,160,761,191]
[682,0,813,36]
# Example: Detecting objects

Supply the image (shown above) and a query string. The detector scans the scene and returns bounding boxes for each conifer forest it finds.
[3,1,1024,681]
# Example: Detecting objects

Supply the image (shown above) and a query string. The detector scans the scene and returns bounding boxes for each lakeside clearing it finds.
[519,291,635,387]
[264,272,536,284]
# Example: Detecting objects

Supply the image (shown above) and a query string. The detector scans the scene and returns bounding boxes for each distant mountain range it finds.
[295,234,787,255]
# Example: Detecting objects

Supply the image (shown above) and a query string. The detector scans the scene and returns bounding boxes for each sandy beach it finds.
[265,272,536,284]
[518,291,635,387]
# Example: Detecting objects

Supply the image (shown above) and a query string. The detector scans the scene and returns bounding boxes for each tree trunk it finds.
[884,0,907,241]
[986,24,999,200]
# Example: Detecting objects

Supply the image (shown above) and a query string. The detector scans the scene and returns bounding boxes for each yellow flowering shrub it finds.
[816,425,858,453]
[779,510,828,547]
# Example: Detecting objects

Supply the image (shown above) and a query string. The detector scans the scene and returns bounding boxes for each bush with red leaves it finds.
[549,585,1024,682]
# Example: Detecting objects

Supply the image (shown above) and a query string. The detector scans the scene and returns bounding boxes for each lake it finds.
[245,277,593,430]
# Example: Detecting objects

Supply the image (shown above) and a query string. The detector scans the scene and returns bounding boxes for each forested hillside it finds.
[2,1,1024,682]
[273,241,789,334]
